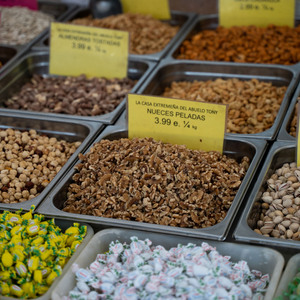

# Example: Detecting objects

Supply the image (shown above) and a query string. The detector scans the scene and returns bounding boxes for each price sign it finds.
[120,0,171,19]
[127,94,227,152]
[49,22,129,79]
[219,0,295,27]
[0,0,38,9]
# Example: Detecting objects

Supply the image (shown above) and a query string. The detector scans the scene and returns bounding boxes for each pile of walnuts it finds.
[63,138,250,229]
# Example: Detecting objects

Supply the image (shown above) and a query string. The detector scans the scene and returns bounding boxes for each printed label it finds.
[49,22,129,78]
[219,0,295,27]
[120,0,171,19]
[127,94,227,152]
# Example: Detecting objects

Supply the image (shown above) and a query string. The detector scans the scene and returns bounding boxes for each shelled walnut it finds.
[63,138,250,229]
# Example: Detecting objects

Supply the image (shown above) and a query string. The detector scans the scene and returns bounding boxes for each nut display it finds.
[0,6,54,45]
[162,78,287,134]
[63,138,250,228]
[0,128,81,204]
[4,74,136,116]
[177,24,300,65]
[65,236,269,299]
[70,13,179,54]
[254,162,300,240]
[0,207,87,299]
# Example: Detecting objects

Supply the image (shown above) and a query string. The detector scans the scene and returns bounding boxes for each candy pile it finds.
[65,237,269,299]
[0,207,87,298]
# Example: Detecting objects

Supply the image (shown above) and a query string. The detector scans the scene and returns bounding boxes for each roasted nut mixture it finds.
[0,128,81,203]
[70,13,179,54]
[63,138,250,228]
[0,6,54,45]
[255,162,300,240]
[177,25,300,65]
[162,78,287,134]
[4,74,136,116]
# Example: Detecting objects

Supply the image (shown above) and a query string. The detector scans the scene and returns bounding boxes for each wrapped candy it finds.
[0,206,87,298]
[65,237,269,299]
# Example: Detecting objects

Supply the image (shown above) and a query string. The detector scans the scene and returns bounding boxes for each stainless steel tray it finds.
[52,228,284,300]
[233,141,300,250]
[0,45,28,77]
[277,80,300,141]
[135,59,298,141]
[37,126,267,241]
[275,253,300,299]
[32,8,196,61]
[0,0,77,51]
[165,13,300,67]
[0,51,157,124]
[0,216,94,300]
[0,112,104,212]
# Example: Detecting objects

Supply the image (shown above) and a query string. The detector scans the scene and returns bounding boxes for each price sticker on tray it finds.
[49,22,129,79]
[0,0,38,9]
[219,0,295,27]
[127,94,227,152]
[120,0,171,19]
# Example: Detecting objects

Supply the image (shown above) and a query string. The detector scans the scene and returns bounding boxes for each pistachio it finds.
[260,226,273,234]
[283,198,293,208]
[290,222,300,232]
[273,215,283,224]
[253,162,300,240]
[261,195,273,204]
[281,220,292,228]
[286,229,294,239]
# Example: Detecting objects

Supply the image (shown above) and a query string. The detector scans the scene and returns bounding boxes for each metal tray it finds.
[277,80,300,141]
[165,13,300,67]
[0,0,77,52]
[135,59,298,141]
[37,126,267,241]
[32,8,196,61]
[0,51,157,124]
[0,45,28,77]
[52,228,284,300]
[0,112,104,212]
[275,253,300,299]
[0,217,94,300]
[233,141,300,250]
